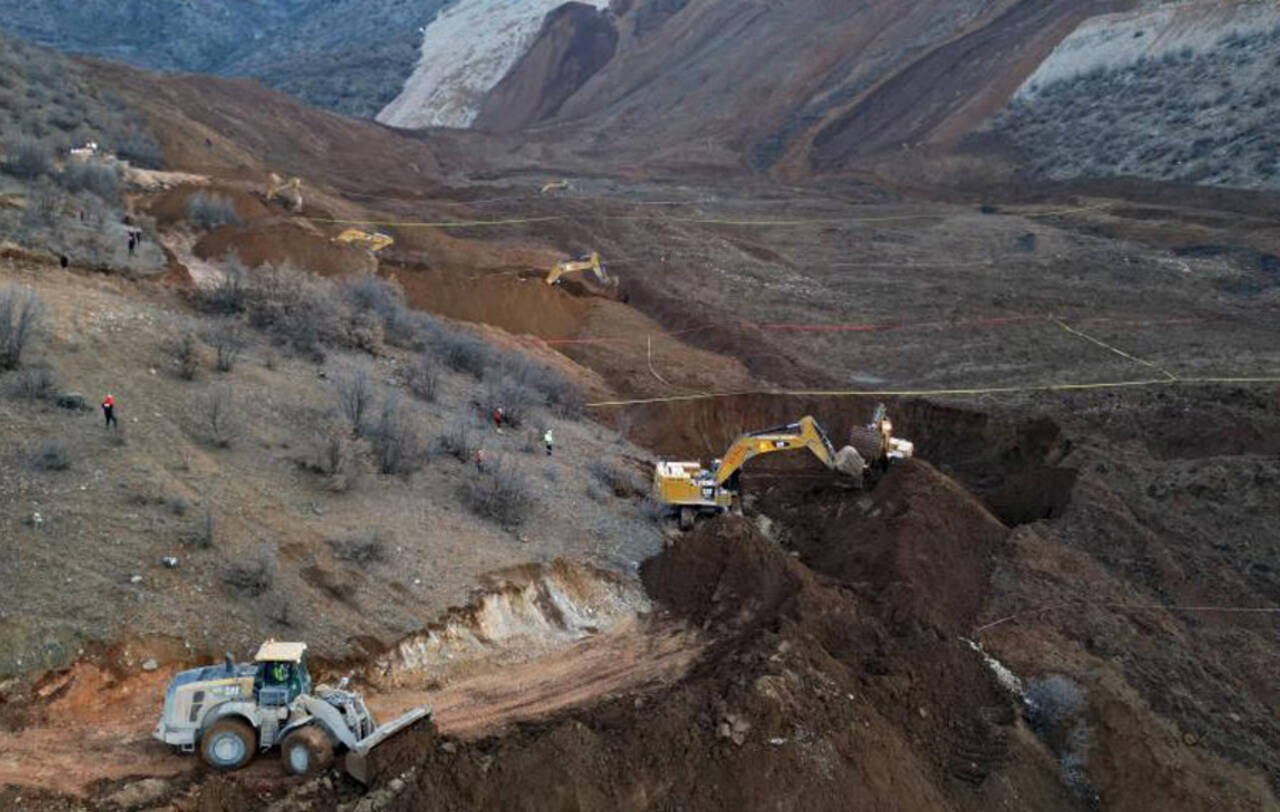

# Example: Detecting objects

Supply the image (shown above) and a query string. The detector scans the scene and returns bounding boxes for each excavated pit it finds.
[614,394,1079,527]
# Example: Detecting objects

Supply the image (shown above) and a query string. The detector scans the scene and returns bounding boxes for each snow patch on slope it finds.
[378,0,610,129]
[1016,2,1280,99]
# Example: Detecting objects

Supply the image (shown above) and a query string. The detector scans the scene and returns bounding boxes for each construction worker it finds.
[493,407,504,433]
[102,393,118,429]
[543,428,554,456]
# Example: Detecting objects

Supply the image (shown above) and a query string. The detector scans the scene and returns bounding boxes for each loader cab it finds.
[252,641,312,707]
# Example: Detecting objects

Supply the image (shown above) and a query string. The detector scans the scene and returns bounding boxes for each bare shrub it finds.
[477,376,539,429]
[165,330,201,380]
[114,132,163,169]
[492,350,582,419]
[0,285,44,371]
[31,439,71,471]
[588,458,643,497]
[403,354,439,402]
[168,497,190,516]
[5,361,57,400]
[191,257,247,315]
[369,394,422,476]
[298,426,362,493]
[433,329,489,378]
[243,261,341,360]
[60,161,120,203]
[193,384,238,447]
[343,274,421,349]
[436,416,479,462]
[329,533,388,568]
[183,510,215,548]
[223,555,274,598]
[185,190,241,229]
[334,366,374,437]
[458,456,533,526]
[2,136,52,179]
[203,322,247,372]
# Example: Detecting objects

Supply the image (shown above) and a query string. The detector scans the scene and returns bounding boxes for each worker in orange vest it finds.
[102,394,118,429]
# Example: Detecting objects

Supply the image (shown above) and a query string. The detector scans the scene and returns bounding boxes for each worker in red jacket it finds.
[102,394,118,429]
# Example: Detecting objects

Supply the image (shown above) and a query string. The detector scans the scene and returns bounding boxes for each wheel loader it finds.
[153,641,429,783]
[654,406,913,529]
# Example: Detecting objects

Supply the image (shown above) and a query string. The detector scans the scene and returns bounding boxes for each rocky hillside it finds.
[991,3,1280,190]
[0,0,446,119]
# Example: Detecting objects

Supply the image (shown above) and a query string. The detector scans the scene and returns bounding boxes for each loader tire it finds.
[201,718,256,771]
[281,725,335,777]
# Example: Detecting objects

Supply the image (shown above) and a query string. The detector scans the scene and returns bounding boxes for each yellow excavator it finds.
[335,228,394,253]
[545,251,613,287]
[654,408,913,529]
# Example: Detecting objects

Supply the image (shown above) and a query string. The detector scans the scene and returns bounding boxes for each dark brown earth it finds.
[474,2,619,134]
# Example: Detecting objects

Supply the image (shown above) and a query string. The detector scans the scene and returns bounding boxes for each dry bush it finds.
[31,439,71,471]
[491,350,582,419]
[0,285,44,371]
[164,329,201,380]
[203,322,247,372]
[343,274,421,350]
[298,425,363,492]
[5,361,57,401]
[433,329,489,378]
[436,416,479,462]
[185,190,241,229]
[458,456,533,527]
[223,555,274,598]
[193,384,238,447]
[403,354,439,402]
[182,510,215,548]
[242,261,341,360]
[334,366,374,437]
[588,458,644,497]
[60,161,120,204]
[329,532,388,568]
[369,394,422,476]
[190,258,247,316]
[2,136,52,179]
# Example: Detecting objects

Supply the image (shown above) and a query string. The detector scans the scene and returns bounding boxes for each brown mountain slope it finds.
[473,2,619,134]
[482,0,1132,176]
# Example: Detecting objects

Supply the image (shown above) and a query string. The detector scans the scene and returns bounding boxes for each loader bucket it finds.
[344,706,433,786]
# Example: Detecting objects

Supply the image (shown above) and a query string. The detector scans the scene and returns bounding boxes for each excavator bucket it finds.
[833,446,866,484]
[343,706,433,786]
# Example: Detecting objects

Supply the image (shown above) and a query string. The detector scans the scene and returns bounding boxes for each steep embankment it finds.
[991,2,1280,190]
[472,2,619,134]
[377,0,612,129]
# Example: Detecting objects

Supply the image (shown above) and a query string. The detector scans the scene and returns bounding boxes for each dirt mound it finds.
[759,459,1009,633]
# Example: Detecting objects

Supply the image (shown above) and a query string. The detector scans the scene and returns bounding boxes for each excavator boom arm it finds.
[713,416,837,486]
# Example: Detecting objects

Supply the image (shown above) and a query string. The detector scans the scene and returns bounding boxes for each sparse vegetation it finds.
[334,366,374,437]
[403,353,440,402]
[5,361,57,400]
[329,533,388,568]
[458,456,533,526]
[434,329,490,378]
[165,329,201,380]
[588,458,642,497]
[185,190,241,229]
[193,383,238,447]
[223,554,275,598]
[203,322,247,372]
[436,416,480,462]
[60,161,121,204]
[191,257,247,316]
[0,285,44,370]
[997,26,1280,190]
[183,510,215,548]
[368,394,422,476]
[2,135,52,179]
[31,439,71,471]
